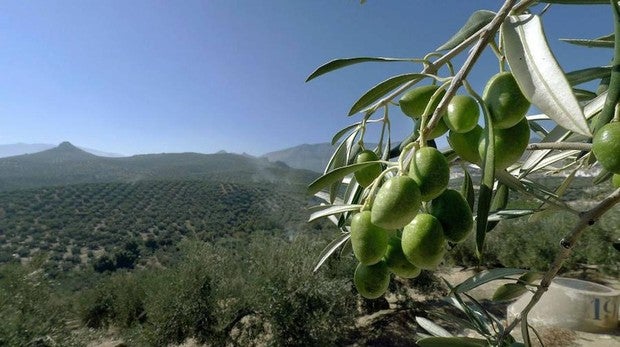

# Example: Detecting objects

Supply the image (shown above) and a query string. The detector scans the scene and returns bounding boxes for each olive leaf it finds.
[331,122,361,145]
[453,268,528,293]
[306,57,418,82]
[521,91,606,173]
[436,10,496,51]
[503,14,591,137]
[460,167,475,211]
[415,316,453,338]
[566,66,611,86]
[476,108,495,259]
[308,161,383,195]
[307,204,363,222]
[492,283,528,301]
[560,33,614,49]
[348,73,428,116]
[312,232,350,273]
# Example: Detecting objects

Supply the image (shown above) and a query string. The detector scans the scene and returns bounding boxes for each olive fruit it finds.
[426,118,449,139]
[371,175,422,230]
[613,174,620,188]
[350,211,390,265]
[430,189,473,243]
[354,150,382,188]
[483,72,530,129]
[401,213,446,270]
[478,118,530,170]
[384,236,421,278]
[447,125,483,165]
[592,122,620,174]
[354,261,390,299]
[399,85,445,119]
[409,147,449,201]
[445,95,480,133]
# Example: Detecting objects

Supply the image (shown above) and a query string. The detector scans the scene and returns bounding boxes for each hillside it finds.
[0,142,124,158]
[0,179,327,272]
[0,142,318,191]
[262,142,336,172]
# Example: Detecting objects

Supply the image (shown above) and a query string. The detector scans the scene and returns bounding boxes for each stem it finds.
[526,142,592,151]
[592,0,620,133]
[368,13,492,115]
[424,0,519,138]
[500,188,620,341]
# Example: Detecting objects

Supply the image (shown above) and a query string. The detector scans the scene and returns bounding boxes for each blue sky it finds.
[0,1,612,156]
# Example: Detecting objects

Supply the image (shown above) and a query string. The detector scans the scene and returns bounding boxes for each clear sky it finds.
[0,1,612,156]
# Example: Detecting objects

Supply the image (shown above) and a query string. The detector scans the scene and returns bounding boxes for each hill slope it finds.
[0,179,326,269]
[0,142,124,158]
[0,142,318,191]
[262,143,335,173]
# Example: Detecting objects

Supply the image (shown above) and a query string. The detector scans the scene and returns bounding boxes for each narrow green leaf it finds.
[331,123,361,145]
[436,10,496,51]
[476,121,495,258]
[566,66,611,86]
[593,169,613,185]
[417,337,489,347]
[486,184,509,232]
[313,233,350,272]
[306,57,417,82]
[572,88,598,101]
[485,209,536,222]
[308,204,363,222]
[415,317,453,337]
[503,14,591,137]
[453,268,528,293]
[561,38,614,48]
[308,161,382,195]
[461,167,475,211]
[520,90,604,174]
[492,283,528,301]
[518,271,543,284]
[348,73,427,116]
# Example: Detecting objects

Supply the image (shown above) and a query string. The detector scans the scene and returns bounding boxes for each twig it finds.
[499,188,620,341]
[526,142,592,151]
[424,0,519,138]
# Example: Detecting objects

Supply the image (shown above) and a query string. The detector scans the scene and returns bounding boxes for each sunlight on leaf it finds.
[503,14,591,137]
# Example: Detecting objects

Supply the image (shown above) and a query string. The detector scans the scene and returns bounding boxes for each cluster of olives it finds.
[352,149,473,299]
[350,72,532,299]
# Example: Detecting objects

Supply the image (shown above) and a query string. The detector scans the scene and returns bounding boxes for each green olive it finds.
[478,118,530,170]
[592,122,620,174]
[401,213,446,270]
[399,85,445,119]
[354,261,390,299]
[448,125,483,165]
[483,72,530,129]
[430,189,473,243]
[409,147,449,201]
[354,150,382,188]
[350,211,390,265]
[445,95,480,133]
[371,176,422,230]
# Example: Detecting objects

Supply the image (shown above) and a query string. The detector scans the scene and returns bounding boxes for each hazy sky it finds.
[0,1,612,156]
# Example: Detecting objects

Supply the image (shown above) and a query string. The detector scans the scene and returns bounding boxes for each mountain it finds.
[0,142,125,158]
[262,143,336,173]
[0,142,318,191]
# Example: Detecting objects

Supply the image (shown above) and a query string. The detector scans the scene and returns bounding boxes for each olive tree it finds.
[306,1,620,345]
